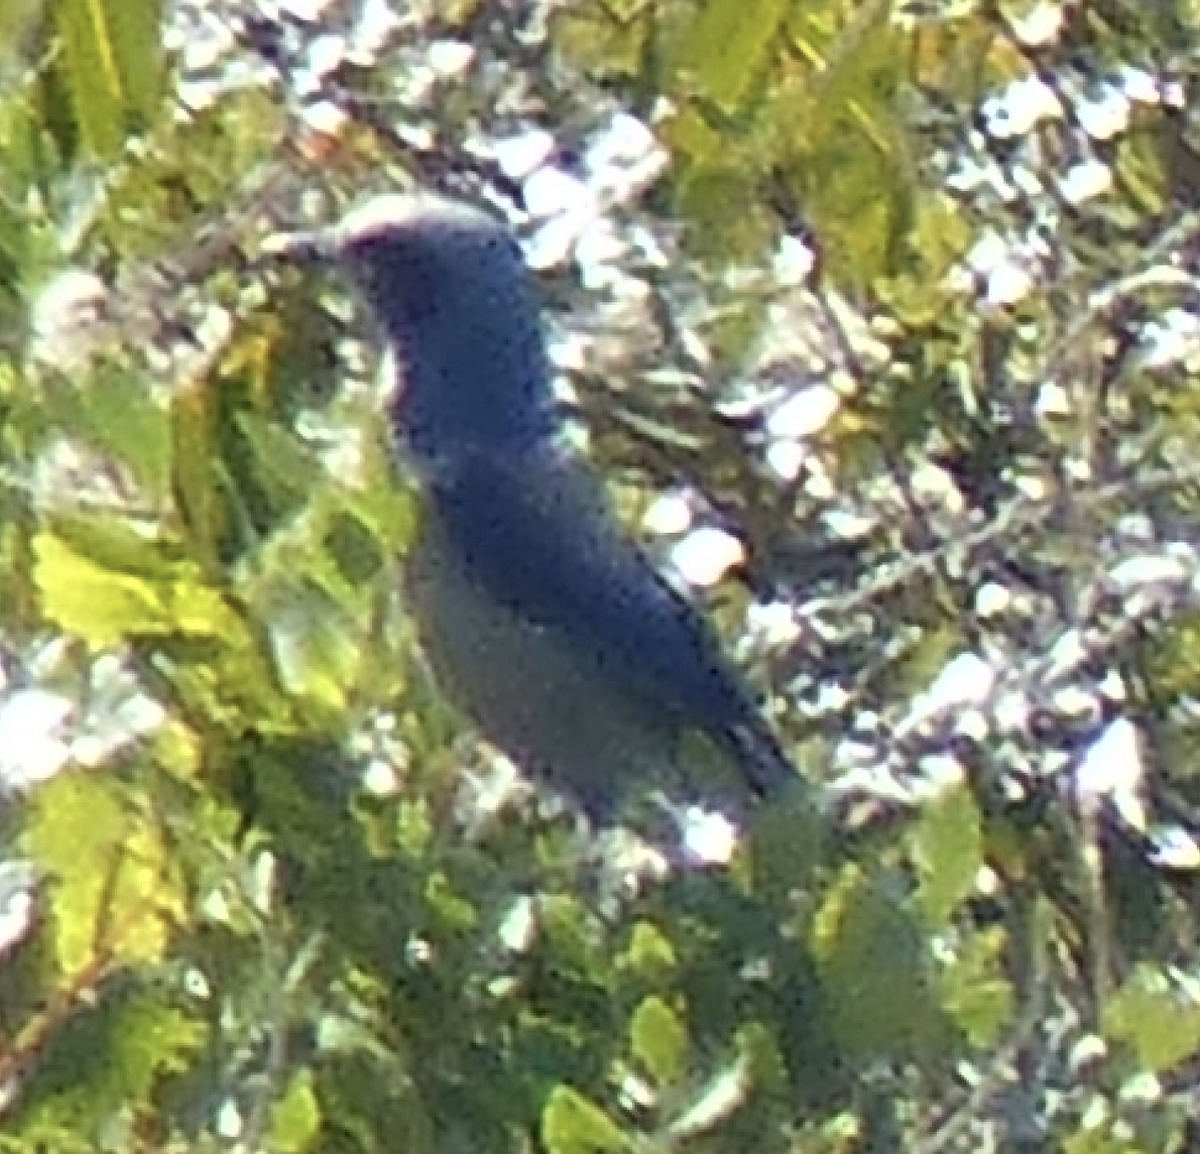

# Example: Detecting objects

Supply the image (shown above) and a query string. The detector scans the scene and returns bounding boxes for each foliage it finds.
[1,0,1200,1151]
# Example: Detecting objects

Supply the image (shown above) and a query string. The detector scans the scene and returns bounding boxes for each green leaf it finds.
[630,995,687,1085]
[33,530,240,647]
[271,1069,322,1152]
[813,865,956,1065]
[619,921,678,980]
[772,5,915,283]
[938,928,1012,1048]
[258,579,362,715]
[912,784,984,927]
[673,0,791,110]
[73,367,173,500]
[52,0,164,158]
[1105,965,1200,1072]
[12,989,204,1141]
[542,1086,631,1154]
[19,772,186,974]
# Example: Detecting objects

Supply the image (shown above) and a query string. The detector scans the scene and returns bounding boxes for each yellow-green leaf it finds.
[271,1069,322,1153]
[542,1086,631,1154]
[20,772,185,974]
[620,921,678,979]
[630,995,687,1085]
[1106,965,1200,1072]
[53,0,164,158]
[912,784,984,927]
[34,531,239,647]
[674,0,791,110]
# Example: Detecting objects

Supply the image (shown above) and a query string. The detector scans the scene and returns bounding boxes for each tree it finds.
[2,0,1199,1150]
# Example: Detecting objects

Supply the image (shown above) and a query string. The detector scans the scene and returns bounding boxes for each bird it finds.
[267,192,797,822]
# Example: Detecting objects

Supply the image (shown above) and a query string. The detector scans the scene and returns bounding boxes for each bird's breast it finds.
[403,498,682,816]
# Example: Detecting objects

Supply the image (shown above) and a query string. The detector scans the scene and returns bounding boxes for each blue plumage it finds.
[285,193,796,818]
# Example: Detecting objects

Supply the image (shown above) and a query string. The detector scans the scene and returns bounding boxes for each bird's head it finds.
[265,193,560,465]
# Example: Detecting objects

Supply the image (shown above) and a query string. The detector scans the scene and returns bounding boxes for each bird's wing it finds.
[424,449,795,795]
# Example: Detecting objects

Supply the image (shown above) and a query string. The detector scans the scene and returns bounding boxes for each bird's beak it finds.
[258,226,336,266]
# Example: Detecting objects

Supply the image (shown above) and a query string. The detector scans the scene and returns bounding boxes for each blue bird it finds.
[273,193,796,820]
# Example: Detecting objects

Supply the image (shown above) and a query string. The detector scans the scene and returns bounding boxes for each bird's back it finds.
[405,446,794,816]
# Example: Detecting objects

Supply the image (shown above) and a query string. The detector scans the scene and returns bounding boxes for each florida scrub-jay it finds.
[271,194,797,820]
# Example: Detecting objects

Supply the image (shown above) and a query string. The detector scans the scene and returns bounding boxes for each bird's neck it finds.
[386,319,561,464]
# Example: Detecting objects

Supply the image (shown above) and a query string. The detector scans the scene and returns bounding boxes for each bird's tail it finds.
[722,719,798,800]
